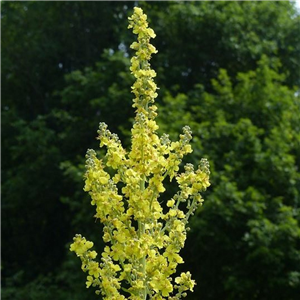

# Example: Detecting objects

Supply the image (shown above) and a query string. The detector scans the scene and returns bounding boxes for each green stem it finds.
[138,150,147,299]
[138,219,147,299]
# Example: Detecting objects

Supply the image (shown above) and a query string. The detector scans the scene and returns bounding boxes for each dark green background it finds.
[2,1,300,299]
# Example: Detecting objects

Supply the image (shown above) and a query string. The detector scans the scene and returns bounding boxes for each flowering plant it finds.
[70,7,210,300]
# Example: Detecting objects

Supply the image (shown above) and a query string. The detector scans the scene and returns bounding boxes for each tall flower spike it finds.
[70,7,210,300]
[128,7,158,117]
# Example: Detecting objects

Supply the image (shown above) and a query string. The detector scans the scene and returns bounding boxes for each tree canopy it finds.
[2,1,300,300]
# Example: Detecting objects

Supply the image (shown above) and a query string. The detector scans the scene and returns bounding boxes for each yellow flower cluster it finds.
[70,7,210,300]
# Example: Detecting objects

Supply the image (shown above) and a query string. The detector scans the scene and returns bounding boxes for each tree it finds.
[140,1,300,92]
[1,1,134,297]
[158,56,300,300]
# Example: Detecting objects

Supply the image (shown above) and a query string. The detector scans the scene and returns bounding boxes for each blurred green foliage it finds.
[158,55,300,299]
[1,1,300,300]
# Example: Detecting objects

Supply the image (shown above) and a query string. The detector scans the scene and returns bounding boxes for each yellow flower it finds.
[70,6,209,299]
[88,250,97,259]
[167,199,175,207]
[88,261,101,277]
[70,235,94,256]
[86,276,93,288]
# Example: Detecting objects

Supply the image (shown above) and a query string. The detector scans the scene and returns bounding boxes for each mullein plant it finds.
[70,7,210,300]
